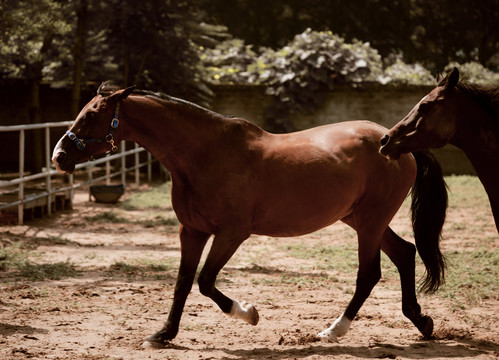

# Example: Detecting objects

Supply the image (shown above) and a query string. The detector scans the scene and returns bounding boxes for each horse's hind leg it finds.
[197,230,259,325]
[318,226,382,341]
[381,228,433,338]
[144,226,210,347]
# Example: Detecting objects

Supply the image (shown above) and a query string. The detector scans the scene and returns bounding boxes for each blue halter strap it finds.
[66,102,120,152]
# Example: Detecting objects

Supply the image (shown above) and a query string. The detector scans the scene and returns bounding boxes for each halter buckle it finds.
[106,134,118,152]
[66,130,86,150]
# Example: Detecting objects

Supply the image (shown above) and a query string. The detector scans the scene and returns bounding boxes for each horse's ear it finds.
[107,85,136,103]
[436,71,443,84]
[444,67,459,90]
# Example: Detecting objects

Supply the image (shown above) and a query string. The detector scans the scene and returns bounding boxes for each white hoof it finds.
[142,340,166,349]
[318,313,351,341]
[229,300,259,325]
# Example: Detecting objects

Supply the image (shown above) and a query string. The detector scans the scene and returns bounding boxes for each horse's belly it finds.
[251,189,356,237]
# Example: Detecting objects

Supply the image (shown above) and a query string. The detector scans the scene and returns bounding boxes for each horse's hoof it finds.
[143,331,171,349]
[230,300,260,325]
[142,340,166,349]
[245,302,259,325]
[419,315,434,339]
[317,313,351,342]
[317,329,338,342]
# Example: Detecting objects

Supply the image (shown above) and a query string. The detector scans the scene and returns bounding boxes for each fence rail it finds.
[0,121,157,225]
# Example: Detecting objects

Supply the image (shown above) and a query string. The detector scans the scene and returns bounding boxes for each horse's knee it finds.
[197,272,214,297]
[357,267,381,289]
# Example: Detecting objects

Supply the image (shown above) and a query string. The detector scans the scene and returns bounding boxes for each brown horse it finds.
[380,67,499,232]
[52,83,447,347]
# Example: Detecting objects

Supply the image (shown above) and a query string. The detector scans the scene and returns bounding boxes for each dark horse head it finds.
[52,83,135,174]
[379,68,461,159]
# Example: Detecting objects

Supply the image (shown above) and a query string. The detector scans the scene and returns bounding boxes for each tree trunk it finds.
[28,78,43,172]
[28,32,54,172]
[70,0,89,119]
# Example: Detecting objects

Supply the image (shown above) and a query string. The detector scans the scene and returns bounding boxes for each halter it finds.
[66,102,121,152]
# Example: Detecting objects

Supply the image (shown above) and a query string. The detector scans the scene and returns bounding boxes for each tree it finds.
[0,0,70,170]
[203,0,498,69]
[70,0,89,118]
[87,0,219,104]
[411,0,499,69]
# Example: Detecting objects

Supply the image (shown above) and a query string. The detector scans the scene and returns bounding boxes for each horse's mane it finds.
[456,81,499,121]
[96,81,223,119]
[97,81,122,96]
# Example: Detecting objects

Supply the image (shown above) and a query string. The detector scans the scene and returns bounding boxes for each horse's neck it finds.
[451,101,499,200]
[122,96,222,175]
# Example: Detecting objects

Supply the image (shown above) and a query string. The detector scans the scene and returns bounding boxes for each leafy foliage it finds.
[0,0,229,106]
[384,60,434,85]
[202,29,385,131]
[202,30,383,86]
[204,0,498,69]
[100,0,215,103]
[0,0,70,80]
[200,28,498,131]
[444,62,499,85]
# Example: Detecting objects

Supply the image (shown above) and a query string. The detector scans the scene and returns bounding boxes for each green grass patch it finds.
[445,175,489,209]
[120,182,172,210]
[84,211,129,223]
[0,245,28,271]
[440,248,498,307]
[109,258,177,277]
[142,214,179,227]
[18,260,78,281]
[1,243,78,281]
[83,210,178,227]
[281,243,358,272]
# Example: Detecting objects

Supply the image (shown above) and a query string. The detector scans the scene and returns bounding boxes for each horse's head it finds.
[52,84,135,174]
[379,67,460,159]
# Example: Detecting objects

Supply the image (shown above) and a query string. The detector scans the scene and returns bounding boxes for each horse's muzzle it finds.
[379,134,401,160]
[52,150,75,174]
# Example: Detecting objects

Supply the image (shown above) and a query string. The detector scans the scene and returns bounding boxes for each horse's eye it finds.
[87,112,96,120]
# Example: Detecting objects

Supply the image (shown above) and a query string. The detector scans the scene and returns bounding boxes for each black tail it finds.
[411,151,448,293]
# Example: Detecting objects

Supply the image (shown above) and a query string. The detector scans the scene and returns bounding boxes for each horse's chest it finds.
[170,184,238,234]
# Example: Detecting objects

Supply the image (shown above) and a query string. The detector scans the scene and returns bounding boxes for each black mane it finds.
[97,81,122,96]
[135,89,222,118]
[97,81,223,119]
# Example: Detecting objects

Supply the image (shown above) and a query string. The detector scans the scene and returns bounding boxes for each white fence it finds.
[0,121,157,225]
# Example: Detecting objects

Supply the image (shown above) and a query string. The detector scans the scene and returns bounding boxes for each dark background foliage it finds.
[204,0,498,70]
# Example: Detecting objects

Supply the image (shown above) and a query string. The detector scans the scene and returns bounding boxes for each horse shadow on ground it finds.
[0,322,49,337]
[212,338,498,359]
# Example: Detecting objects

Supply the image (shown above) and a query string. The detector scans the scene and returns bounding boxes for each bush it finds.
[199,39,259,85]
[201,29,386,131]
[444,62,499,85]
[384,60,434,85]
[202,29,384,87]
[199,30,498,131]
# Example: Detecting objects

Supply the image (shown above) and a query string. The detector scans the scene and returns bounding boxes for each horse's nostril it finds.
[56,152,66,164]
[380,134,389,146]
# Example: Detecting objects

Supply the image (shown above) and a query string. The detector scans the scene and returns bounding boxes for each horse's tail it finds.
[411,151,448,293]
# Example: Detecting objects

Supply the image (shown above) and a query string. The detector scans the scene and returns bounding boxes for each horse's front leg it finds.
[318,231,381,341]
[143,226,210,348]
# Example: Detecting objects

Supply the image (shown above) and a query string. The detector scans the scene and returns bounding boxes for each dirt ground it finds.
[0,184,497,360]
